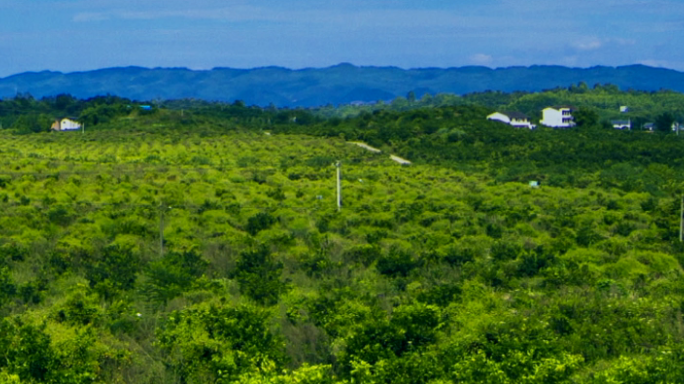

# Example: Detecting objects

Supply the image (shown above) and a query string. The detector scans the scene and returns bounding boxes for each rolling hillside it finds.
[2,64,684,107]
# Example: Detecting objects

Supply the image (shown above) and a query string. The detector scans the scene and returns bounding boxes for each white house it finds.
[540,106,575,128]
[487,111,536,129]
[611,120,631,130]
[51,118,82,131]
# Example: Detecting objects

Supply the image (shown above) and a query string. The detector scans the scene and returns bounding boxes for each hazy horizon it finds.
[2,1,684,78]
[3,62,684,79]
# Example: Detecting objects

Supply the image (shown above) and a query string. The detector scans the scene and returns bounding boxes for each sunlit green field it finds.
[1,125,683,383]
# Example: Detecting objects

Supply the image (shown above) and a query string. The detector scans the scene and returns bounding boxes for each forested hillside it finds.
[321,83,684,124]
[1,89,684,382]
[2,64,684,107]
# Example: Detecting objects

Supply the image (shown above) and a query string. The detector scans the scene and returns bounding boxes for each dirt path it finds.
[350,141,411,165]
[351,142,382,153]
[390,155,411,165]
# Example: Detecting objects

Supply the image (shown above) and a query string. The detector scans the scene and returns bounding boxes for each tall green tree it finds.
[231,245,287,306]
[655,112,676,133]
[573,107,599,128]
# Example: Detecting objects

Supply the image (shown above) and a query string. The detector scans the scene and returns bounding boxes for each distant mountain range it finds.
[2,64,684,107]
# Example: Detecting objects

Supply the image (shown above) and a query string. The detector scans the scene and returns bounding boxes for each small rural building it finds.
[487,111,536,129]
[540,106,575,128]
[611,120,631,130]
[51,117,82,131]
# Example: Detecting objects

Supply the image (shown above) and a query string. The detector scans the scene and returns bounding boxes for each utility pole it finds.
[336,161,342,211]
[679,196,684,243]
[160,201,166,257]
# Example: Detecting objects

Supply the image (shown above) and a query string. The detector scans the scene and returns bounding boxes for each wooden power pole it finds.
[160,201,169,257]
[679,196,684,243]
[336,161,341,211]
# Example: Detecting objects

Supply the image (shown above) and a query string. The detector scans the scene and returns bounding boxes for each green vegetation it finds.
[320,83,684,123]
[1,86,684,382]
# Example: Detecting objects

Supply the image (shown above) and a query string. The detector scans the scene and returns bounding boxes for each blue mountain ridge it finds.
[1,64,683,107]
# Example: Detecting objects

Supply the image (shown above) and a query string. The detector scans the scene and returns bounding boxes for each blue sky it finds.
[1,0,683,77]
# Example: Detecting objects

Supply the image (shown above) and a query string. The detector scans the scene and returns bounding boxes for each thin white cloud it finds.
[611,38,636,46]
[72,6,309,23]
[73,12,109,22]
[638,59,681,69]
[70,6,465,25]
[572,39,603,51]
[570,37,636,52]
[469,54,493,65]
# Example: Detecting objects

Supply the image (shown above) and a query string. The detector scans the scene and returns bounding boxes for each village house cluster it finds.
[50,106,153,132]
[487,106,680,131]
[487,106,577,129]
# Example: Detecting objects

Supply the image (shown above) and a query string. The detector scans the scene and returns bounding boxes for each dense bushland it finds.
[0,89,684,382]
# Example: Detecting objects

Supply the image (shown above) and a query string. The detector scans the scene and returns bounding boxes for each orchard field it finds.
[1,93,684,382]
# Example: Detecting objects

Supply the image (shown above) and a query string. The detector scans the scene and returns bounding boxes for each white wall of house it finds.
[509,118,535,129]
[60,118,81,131]
[540,107,575,128]
[612,120,631,130]
[487,112,535,129]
